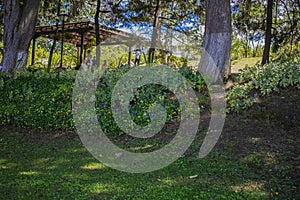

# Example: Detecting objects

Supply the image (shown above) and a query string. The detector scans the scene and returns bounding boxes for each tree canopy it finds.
[0,0,299,74]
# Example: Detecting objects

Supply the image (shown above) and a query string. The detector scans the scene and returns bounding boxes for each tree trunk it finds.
[95,0,101,68]
[48,1,61,73]
[244,41,248,58]
[251,40,256,57]
[2,0,41,72]
[148,0,161,64]
[262,0,273,65]
[199,0,232,83]
[47,40,57,72]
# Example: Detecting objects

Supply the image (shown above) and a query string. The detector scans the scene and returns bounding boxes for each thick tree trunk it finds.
[262,0,273,65]
[2,0,41,72]
[199,0,232,83]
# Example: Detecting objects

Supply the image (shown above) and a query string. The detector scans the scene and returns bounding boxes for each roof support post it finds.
[79,32,85,64]
[31,37,36,66]
[77,47,80,64]
[59,14,67,70]
[128,45,132,66]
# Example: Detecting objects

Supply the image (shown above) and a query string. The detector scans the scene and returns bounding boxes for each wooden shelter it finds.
[32,21,139,66]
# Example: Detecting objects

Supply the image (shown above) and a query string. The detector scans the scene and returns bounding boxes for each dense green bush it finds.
[0,70,76,129]
[0,65,207,131]
[227,61,300,112]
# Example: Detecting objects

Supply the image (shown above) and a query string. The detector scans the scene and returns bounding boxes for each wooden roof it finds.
[34,21,137,47]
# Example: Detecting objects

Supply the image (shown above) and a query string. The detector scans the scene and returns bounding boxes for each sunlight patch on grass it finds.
[81,162,106,170]
[231,181,266,193]
[241,154,264,166]
[257,151,277,166]
[130,144,154,151]
[19,171,40,176]
[241,151,278,167]
[156,177,177,186]
[88,182,115,194]
[249,137,264,143]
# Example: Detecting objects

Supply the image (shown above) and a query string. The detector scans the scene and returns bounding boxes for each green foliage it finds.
[0,70,10,90]
[178,65,206,91]
[98,45,128,68]
[27,38,78,71]
[271,1,300,54]
[274,42,300,63]
[231,1,265,60]
[231,36,264,61]
[90,64,207,136]
[167,55,184,67]
[0,65,206,131]
[227,61,300,112]
[0,70,76,130]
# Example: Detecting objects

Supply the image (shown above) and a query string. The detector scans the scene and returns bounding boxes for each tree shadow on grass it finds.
[216,87,300,199]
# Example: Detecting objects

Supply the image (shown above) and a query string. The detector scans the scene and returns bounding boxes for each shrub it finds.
[227,61,300,112]
[0,65,207,131]
[0,70,76,130]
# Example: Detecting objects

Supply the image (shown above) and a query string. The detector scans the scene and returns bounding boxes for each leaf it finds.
[189,175,198,179]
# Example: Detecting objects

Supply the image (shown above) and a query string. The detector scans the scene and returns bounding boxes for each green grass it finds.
[231,57,262,73]
[0,127,284,200]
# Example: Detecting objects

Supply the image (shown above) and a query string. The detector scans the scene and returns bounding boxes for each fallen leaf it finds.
[189,175,198,179]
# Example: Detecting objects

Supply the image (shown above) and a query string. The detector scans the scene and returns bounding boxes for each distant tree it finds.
[200,0,232,82]
[231,0,299,60]
[232,0,265,58]
[104,0,204,62]
[272,0,300,54]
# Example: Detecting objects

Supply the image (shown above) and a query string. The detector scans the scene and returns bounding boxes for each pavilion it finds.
[33,21,141,67]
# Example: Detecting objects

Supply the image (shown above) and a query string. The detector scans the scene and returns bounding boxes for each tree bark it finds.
[2,0,41,72]
[199,0,232,83]
[47,0,61,73]
[148,0,161,64]
[47,39,57,72]
[262,0,273,65]
[95,0,101,68]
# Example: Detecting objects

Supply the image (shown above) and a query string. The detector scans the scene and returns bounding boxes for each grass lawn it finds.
[1,87,299,200]
[231,57,262,73]
[1,127,268,200]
